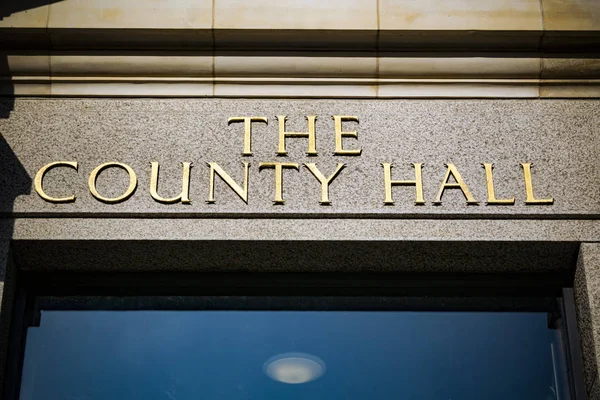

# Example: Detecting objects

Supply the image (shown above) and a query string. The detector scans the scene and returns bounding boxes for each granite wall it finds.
[0,99,598,217]
[576,244,600,399]
[0,97,598,398]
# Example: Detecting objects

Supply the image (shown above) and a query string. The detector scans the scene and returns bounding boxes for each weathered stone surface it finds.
[0,99,598,218]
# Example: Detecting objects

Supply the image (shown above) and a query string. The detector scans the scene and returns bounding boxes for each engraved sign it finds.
[33,115,554,207]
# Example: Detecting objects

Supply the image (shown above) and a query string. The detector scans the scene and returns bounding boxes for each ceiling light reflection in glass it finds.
[264,352,326,384]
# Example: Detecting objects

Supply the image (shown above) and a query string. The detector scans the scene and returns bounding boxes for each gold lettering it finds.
[88,162,137,204]
[34,161,78,203]
[150,162,192,204]
[276,115,317,156]
[482,163,515,205]
[382,163,425,205]
[259,162,299,204]
[433,164,478,205]
[333,116,361,156]
[521,163,554,205]
[227,116,268,156]
[206,162,250,204]
[304,163,346,205]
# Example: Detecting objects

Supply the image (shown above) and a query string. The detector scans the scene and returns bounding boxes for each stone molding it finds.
[2,52,600,98]
[2,0,600,33]
[1,0,600,97]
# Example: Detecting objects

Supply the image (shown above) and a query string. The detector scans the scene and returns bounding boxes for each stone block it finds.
[4,54,50,76]
[0,3,49,28]
[542,58,600,79]
[574,243,600,397]
[214,0,377,30]
[48,0,212,29]
[542,0,600,31]
[215,55,377,78]
[50,53,213,77]
[379,0,543,31]
[379,56,540,79]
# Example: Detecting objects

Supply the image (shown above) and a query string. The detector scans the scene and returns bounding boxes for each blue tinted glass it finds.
[20,311,567,400]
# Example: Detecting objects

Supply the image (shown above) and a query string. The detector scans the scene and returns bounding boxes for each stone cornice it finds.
[1,0,600,98]
[2,28,600,52]
[2,50,600,98]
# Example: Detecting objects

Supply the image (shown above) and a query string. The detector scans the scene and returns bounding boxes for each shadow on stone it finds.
[1,0,67,118]
[0,132,32,212]
[0,0,62,21]
[0,130,32,395]
[0,55,13,119]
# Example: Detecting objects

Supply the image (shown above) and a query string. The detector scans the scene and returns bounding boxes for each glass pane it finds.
[20,310,569,400]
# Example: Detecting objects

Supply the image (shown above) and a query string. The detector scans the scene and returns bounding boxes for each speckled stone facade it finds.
[576,244,600,398]
[0,97,599,398]
[1,99,598,217]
